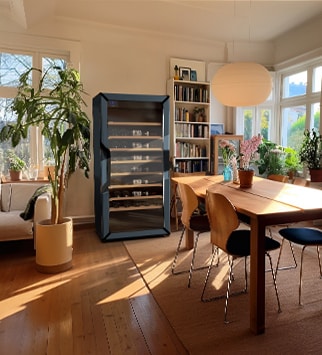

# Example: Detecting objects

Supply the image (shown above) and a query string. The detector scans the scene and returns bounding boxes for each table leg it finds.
[249,217,266,334]
[185,228,194,250]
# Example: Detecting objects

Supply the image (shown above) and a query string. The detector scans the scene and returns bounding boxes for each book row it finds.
[175,142,207,158]
[175,123,209,138]
[174,85,209,103]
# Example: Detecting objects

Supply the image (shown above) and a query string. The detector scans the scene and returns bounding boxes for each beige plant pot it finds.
[35,217,73,273]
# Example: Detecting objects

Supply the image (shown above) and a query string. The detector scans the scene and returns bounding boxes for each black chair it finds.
[171,182,211,288]
[276,227,322,305]
[201,191,281,323]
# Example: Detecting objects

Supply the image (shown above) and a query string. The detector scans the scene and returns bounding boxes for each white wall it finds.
[274,13,322,65]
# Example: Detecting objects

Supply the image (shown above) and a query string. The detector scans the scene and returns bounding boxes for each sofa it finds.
[0,182,51,242]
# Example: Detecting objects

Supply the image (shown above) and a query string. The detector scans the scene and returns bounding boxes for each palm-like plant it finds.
[0,66,90,224]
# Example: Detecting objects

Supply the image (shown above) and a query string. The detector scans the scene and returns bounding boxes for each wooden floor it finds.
[0,226,188,355]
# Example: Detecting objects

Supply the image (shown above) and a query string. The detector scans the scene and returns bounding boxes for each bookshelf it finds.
[167,78,210,173]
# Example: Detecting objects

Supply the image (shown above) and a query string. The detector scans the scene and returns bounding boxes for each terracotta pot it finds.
[9,170,22,181]
[309,168,322,182]
[238,169,254,188]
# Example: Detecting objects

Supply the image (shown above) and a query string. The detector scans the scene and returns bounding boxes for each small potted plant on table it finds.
[239,134,262,188]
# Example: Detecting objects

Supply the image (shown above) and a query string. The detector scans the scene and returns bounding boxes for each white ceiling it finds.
[1,0,322,42]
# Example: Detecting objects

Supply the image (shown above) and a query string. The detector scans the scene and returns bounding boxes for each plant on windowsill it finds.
[299,128,322,182]
[7,150,26,181]
[0,65,90,273]
[284,146,301,180]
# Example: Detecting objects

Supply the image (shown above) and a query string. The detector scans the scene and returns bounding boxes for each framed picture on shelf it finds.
[190,70,197,81]
[179,67,191,81]
[210,123,224,135]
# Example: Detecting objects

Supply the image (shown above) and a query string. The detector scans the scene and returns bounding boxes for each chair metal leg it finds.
[224,256,234,323]
[188,231,201,287]
[266,252,282,313]
[299,246,306,306]
[202,254,248,323]
[201,249,218,302]
[275,238,297,275]
[172,227,210,282]
[268,226,297,273]
[317,246,322,277]
[171,227,186,275]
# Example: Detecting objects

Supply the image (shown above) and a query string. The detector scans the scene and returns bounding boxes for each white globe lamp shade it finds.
[212,62,272,107]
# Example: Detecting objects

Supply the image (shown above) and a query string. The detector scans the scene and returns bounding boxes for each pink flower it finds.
[240,134,262,170]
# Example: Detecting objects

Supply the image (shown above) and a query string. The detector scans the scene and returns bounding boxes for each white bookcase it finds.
[167,78,211,173]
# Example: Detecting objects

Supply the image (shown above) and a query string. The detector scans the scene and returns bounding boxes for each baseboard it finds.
[71,215,95,230]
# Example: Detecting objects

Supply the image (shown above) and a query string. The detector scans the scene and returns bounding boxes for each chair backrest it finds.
[292,177,309,187]
[176,182,199,228]
[206,191,239,253]
[267,174,288,183]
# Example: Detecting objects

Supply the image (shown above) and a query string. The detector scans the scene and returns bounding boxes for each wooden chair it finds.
[267,174,289,183]
[292,177,309,187]
[170,171,206,231]
[171,181,211,288]
[201,192,281,323]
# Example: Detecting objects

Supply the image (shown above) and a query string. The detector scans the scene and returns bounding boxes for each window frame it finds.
[235,58,322,150]
[0,49,70,178]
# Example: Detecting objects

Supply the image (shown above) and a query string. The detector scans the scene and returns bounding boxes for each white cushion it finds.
[1,184,11,212]
[1,183,50,212]
[0,210,33,240]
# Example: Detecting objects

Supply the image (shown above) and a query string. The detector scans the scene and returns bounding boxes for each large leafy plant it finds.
[0,66,90,224]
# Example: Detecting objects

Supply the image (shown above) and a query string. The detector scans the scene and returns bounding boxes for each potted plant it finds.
[299,128,322,182]
[284,146,301,180]
[0,66,90,272]
[7,150,26,181]
[239,134,262,187]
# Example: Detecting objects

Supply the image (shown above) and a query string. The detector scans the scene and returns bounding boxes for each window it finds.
[236,72,275,142]
[282,71,307,98]
[236,61,322,155]
[0,51,68,178]
[280,62,321,151]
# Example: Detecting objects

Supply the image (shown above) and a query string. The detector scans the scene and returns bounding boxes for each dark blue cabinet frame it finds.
[93,93,170,241]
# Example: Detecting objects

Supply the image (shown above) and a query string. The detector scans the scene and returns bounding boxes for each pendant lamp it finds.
[211,62,272,107]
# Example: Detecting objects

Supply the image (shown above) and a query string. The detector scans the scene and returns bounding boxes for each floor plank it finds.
[0,227,187,355]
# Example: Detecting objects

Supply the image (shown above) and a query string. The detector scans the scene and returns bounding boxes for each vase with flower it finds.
[239,134,262,187]
[219,139,237,181]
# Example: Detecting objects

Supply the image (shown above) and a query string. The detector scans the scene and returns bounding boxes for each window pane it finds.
[0,98,30,177]
[311,102,320,131]
[42,57,67,89]
[259,108,271,140]
[281,105,306,150]
[0,52,32,87]
[242,109,253,140]
[313,66,322,93]
[282,71,307,98]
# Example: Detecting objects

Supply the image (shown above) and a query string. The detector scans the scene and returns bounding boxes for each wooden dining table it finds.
[172,174,322,335]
